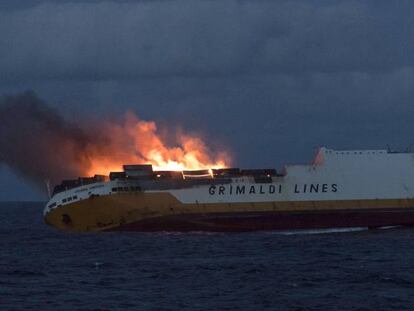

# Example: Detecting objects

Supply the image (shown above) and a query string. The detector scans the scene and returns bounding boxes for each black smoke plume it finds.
[0,91,92,191]
[0,91,232,194]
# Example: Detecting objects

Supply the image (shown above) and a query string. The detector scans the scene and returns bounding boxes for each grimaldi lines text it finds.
[43,147,414,232]
[208,183,338,196]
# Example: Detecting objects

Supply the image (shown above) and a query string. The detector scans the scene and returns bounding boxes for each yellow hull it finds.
[44,192,414,232]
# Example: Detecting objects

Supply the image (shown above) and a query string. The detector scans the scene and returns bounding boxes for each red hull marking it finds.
[109,208,414,232]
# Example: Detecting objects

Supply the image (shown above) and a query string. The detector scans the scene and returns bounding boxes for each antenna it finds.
[44,179,51,199]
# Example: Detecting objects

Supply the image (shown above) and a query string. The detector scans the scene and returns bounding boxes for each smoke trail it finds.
[0,91,231,192]
[0,91,93,189]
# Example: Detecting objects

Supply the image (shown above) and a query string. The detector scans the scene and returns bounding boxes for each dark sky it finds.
[1,0,414,201]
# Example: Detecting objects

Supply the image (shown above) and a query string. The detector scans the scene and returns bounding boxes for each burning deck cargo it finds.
[44,147,414,232]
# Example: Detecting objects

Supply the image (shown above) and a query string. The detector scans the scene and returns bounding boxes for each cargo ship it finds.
[44,147,414,232]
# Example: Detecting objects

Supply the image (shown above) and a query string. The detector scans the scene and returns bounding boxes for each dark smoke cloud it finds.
[0,91,92,189]
[0,90,230,193]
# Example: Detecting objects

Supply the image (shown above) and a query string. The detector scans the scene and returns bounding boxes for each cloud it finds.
[0,0,413,81]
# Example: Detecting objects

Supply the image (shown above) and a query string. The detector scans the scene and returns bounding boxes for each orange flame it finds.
[83,113,230,176]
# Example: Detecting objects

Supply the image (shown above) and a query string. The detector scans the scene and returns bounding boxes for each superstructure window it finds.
[48,202,57,208]
[62,199,67,203]
[112,188,118,192]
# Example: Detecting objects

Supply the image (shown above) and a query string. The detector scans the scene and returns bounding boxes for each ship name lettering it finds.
[208,183,337,196]
[236,185,245,194]
[209,184,279,196]
[294,183,338,194]
[219,186,225,195]
[310,184,319,192]
[208,185,216,195]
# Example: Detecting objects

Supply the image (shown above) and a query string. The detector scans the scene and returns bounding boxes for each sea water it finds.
[1,202,414,310]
